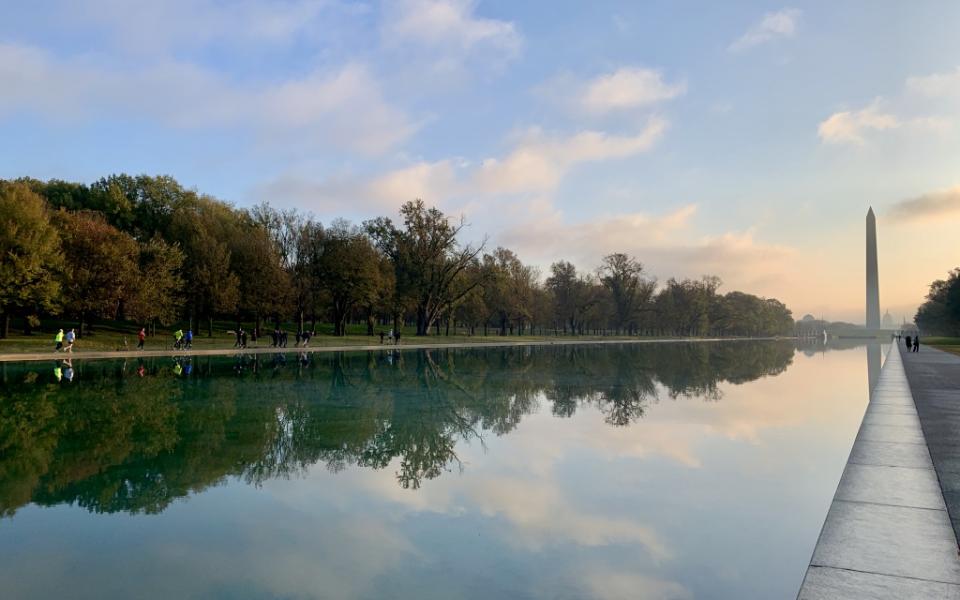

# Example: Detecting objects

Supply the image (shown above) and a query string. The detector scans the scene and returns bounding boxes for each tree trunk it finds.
[208,316,213,337]
[0,310,8,339]
[416,305,429,336]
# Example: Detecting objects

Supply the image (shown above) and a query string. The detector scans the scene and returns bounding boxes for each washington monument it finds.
[866,207,880,329]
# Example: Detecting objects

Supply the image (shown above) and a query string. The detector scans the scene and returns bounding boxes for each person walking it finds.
[137,327,146,350]
[394,329,401,345]
[379,331,385,344]
[55,328,64,352]
[234,327,243,348]
[280,330,288,348]
[185,329,193,349]
[65,328,76,352]
[241,329,248,349]
[905,335,912,351]
[913,335,920,353]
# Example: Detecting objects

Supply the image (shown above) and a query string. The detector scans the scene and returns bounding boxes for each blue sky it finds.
[2,0,959,322]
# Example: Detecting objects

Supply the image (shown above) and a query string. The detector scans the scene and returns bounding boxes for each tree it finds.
[316,221,386,336]
[126,237,185,328]
[0,182,62,337]
[546,261,593,334]
[482,248,538,335]
[597,253,655,334]
[54,210,140,336]
[654,276,721,336]
[916,268,960,336]
[366,200,484,336]
[169,199,240,336]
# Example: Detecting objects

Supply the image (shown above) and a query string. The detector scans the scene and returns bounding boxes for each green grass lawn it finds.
[0,318,659,355]
[925,336,960,357]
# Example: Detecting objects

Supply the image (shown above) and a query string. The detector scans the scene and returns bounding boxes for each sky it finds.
[2,0,959,324]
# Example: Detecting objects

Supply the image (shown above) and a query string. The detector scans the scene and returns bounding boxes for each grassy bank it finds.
[925,337,960,357]
[0,319,662,356]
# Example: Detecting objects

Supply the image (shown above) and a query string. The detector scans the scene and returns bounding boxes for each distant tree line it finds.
[0,175,795,339]
[916,268,960,336]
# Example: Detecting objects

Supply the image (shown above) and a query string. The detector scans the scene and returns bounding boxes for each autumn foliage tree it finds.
[0,182,62,337]
[54,210,140,336]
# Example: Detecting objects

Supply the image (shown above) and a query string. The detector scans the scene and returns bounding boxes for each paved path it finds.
[902,343,960,550]
[0,336,744,363]
[797,344,960,599]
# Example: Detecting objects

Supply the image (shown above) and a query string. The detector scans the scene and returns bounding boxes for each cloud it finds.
[906,66,960,98]
[256,118,668,215]
[0,43,415,155]
[888,185,960,223]
[381,0,521,64]
[497,208,796,295]
[580,67,686,114]
[52,0,352,54]
[817,100,900,145]
[474,119,668,194]
[729,8,801,52]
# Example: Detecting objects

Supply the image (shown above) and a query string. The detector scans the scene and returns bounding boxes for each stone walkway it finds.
[902,344,960,553]
[0,336,737,363]
[797,344,960,599]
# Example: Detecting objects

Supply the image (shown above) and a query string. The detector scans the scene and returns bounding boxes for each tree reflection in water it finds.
[0,341,794,517]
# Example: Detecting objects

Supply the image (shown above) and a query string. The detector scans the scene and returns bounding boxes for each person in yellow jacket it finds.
[54,329,64,352]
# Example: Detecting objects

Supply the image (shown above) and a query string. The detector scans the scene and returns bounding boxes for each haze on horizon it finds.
[2,1,958,324]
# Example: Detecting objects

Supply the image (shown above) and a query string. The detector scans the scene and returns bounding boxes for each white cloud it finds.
[381,0,521,61]
[474,119,668,194]
[580,67,686,114]
[819,68,960,146]
[906,66,960,98]
[817,100,900,145]
[0,43,415,155]
[729,8,801,52]
[497,208,796,296]
[257,118,668,215]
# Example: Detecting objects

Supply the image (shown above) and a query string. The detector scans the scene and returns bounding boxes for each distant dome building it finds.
[801,314,816,322]
[882,310,894,329]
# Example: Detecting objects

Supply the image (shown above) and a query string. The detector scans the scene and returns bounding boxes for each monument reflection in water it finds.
[0,341,874,600]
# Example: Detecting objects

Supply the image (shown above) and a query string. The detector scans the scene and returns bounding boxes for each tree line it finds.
[0,175,795,339]
[916,268,960,336]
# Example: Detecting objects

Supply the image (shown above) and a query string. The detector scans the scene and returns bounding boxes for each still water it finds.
[0,341,876,599]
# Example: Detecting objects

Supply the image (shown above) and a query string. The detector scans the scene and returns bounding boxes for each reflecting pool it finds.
[0,341,875,599]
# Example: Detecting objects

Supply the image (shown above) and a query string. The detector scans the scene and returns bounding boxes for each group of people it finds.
[53,328,76,352]
[378,329,402,345]
[904,334,920,353]
[173,329,193,350]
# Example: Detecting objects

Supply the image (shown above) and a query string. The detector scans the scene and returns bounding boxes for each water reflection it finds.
[867,342,882,397]
[0,342,794,518]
